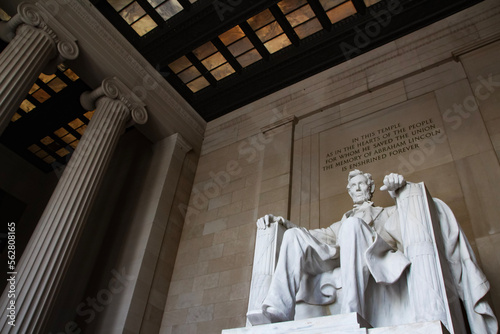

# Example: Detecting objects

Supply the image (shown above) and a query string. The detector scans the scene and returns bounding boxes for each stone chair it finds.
[246,183,495,334]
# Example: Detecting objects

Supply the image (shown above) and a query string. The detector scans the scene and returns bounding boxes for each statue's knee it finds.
[282,228,306,247]
[283,228,300,241]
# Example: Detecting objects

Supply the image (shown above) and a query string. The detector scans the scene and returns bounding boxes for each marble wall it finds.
[162,0,500,333]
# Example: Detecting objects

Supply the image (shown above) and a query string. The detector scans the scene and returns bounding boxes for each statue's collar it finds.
[347,202,384,223]
[352,201,374,211]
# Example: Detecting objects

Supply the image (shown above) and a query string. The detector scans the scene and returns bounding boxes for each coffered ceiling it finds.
[0,0,483,172]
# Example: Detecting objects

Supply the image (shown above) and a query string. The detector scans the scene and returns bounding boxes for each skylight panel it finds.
[76,125,87,136]
[248,10,292,54]
[187,77,210,93]
[236,49,262,67]
[39,73,56,83]
[63,69,79,81]
[325,1,357,24]
[169,55,210,92]
[286,4,315,27]
[29,84,39,95]
[108,0,134,11]
[248,9,275,30]
[119,2,145,24]
[155,0,184,21]
[132,16,158,36]
[364,0,382,6]
[295,18,322,39]
[68,118,85,129]
[32,89,51,103]
[220,26,246,46]
[177,66,202,83]
[193,42,218,60]
[61,133,77,145]
[211,63,235,80]
[264,34,292,53]
[0,7,11,20]
[169,56,192,74]
[201,52,226,71]
[227,37,253,57]
[19,100,36,113]
[84,111,95,121]
[56,147,70,157]
[220,26,262,68]
[278,0,322,39]
[47,77,67,93]
[108,0,157,36]
[11,113,21,122]
[278,0,307,15]
[194,41,235,82]
[319,0,347,11]
[54,128,68,138]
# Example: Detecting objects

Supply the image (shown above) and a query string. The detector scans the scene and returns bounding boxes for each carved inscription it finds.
[322,118,441,172]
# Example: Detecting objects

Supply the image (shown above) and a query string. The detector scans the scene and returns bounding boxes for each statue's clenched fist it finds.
[257,214,295,230]
[380,173,406,197]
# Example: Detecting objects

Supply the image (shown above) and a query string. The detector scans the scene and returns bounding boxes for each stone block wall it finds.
[161,0,500,333]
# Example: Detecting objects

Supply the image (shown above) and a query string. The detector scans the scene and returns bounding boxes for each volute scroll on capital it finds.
[80,77,149,126]
[0,2,79,65]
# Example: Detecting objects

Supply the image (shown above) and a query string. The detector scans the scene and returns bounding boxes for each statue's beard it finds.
[351,192,372,205]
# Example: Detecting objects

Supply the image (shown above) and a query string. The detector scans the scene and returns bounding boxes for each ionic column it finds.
[0,2,79,134]
[0,77,147,333]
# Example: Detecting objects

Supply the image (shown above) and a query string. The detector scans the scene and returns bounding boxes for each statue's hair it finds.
[346,169,375,197]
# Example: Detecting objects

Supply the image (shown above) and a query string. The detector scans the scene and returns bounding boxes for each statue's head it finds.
[346,169,375,204]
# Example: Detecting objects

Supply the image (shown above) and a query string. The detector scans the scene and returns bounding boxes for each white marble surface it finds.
[224,313,370,334]
[223,313,450,334]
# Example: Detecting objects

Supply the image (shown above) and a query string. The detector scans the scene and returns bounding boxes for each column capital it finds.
[80,77,149,126]
[0,2,79,65]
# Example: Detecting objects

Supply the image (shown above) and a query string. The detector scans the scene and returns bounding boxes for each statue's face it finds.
[348,174,371,204]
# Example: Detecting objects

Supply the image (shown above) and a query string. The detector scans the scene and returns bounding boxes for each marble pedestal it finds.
[222,313,450,334]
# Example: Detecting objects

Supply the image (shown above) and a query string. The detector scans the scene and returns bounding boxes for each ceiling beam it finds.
[186,52,218,87]
[178,0,192,10]
[307,0,332,31]
[136,0,166,27]
[351,0,367,15]
[239,22,271,60]
[211,37,243,74]
[269,5,300,47]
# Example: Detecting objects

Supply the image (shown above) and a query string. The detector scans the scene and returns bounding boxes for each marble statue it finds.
[249,170,498,333]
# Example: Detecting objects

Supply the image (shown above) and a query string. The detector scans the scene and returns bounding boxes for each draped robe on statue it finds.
[260,183,498,333]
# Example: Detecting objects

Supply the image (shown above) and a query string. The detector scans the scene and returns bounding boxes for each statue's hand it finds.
[256,214,288,230]
[380,173,406,198]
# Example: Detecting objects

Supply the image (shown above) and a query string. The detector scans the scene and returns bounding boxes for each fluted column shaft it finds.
[0,77,147,333]
[0,2,79,134]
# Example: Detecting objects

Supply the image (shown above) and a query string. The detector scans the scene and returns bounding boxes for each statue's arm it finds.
[256,214,297,230]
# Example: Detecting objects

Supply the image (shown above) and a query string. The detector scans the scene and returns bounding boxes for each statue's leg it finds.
[338,217,375,317]
[262,227,338,322]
